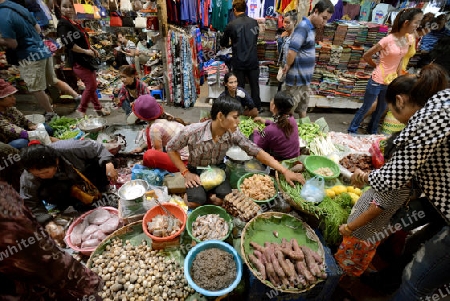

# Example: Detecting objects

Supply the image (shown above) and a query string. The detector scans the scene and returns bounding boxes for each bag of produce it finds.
[200,166,226,191]
[301,176,325,203]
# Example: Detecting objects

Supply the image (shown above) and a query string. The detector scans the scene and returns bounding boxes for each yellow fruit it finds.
[332,185,347,195]
[347,186,355,193]
[325,189,336,198]
[348,192,360,205]
[354,188,362,196]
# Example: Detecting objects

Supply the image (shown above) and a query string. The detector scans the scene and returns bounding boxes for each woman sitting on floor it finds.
[0,79,54,149]
[116,65,149,116]
[219,72,258,118]
[252,91,300,161]
[129,95,189,173]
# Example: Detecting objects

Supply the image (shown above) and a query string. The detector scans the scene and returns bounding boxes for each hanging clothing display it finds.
[181,0,198,23]
[210,0,230,31]
[166,27,199,108]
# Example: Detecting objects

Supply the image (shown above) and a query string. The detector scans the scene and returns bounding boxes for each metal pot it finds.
[117,179,149,202]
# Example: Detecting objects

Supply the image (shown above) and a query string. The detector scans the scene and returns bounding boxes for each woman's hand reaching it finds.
[105,162,118,183]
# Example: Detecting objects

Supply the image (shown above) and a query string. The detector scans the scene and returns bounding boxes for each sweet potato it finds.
[295,260,315,284]
[249,253,266,280]
[301,246,322,277]
[250,241,265,253]
[301,245,323,264]
[290,238,305,261]
[275,251,297,287]
[269,253,289,287]
[265,261,280,286]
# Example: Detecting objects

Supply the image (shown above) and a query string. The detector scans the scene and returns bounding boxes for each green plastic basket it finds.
[304,155,340,180]
[237,173,278,204]
[186,205,233,243]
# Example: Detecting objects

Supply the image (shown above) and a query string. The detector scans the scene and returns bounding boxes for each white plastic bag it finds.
[28,123,51,145]
[300,176,325,203]
[142,185,170,211]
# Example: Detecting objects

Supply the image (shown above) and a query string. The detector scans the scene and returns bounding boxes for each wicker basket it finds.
[87,221,147,267]
[275,171,322,228]
[241,212,326,294]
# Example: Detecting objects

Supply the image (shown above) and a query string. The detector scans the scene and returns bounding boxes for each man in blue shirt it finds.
[282,0,334,118]
[0,0,57,121]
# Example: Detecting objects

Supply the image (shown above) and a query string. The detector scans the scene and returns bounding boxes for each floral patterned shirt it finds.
[0,108,33,143]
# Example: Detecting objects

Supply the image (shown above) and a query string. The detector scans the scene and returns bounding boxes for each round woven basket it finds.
[274,172,322,227]
[241,211,326,294]
[87,221,145,268]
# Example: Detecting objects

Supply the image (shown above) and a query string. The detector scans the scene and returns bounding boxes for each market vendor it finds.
[129,95,189,172]
[0,79,54,149]
[20,140,118,224]
[220,72,258,118]
[252,91,300,161]
[117,65,149,116]
[167,95,305,208]
[0,142,103,301]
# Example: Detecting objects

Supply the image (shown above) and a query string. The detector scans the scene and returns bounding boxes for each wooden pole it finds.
[156,0,170,103]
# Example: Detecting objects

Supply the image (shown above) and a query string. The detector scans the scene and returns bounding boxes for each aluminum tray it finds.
[102,124,146,154]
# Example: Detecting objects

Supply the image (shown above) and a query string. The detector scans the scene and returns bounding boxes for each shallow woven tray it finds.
[241,212,326,294]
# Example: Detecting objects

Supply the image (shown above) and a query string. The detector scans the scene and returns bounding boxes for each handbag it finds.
[81,55,102,70]
[93,5,101,19]
[73,1,87,19]
[146,15,159,30]
[134,14,147,28]
[121,11,135,27]
[109,11,122,26]
[108,0,118,10]
[70,166,102,205]
[277,66,285,82]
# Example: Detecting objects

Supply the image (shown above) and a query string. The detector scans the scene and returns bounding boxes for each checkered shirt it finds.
[369,89,450,223]
[166,120,261,167]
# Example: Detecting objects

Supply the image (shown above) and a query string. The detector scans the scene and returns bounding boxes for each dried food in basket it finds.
[241,212,326,293]
[223,190,260,222]
[239,174,276,201]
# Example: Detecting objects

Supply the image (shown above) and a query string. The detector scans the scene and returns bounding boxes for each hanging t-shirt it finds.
[263,0,276,17]
[181,0,198,23]
[359,0,373,22]
[210,0,229,31]
[247,0,264,18]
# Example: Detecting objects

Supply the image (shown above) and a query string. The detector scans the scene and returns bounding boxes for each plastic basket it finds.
[142,203,187,242]
[186,205,233,243]
[304,156,340,180]
[184,240,243,297]
[237,173,278,204]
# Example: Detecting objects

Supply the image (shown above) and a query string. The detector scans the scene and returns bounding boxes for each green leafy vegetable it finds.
[297,122,324,146]
[238,118,265,138]
[49,116,78,138]
[318,196,350,246]
[334,192,353,213]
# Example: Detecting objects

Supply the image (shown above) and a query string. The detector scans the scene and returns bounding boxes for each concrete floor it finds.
[16,84,358,133]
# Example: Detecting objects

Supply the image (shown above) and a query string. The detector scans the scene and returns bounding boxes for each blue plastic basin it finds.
[184,240,243,297]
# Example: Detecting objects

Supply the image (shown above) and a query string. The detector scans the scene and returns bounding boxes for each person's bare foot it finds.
[209,194,223,206]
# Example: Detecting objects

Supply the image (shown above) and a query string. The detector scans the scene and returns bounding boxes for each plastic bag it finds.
[142,185,170,211]
[369,139,385,169]
[131,164,168,186]
[200,166,226,191]
[28,123,52,145]
[300,176,325,203]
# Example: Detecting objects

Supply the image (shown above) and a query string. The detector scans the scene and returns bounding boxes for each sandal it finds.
[95,108,110,116]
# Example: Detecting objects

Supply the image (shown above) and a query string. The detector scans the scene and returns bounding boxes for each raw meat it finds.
[99,215,120,234]
[70,220,87,246]
[82,224,100,241]
[87,208,111,225]
[81,238,101,248]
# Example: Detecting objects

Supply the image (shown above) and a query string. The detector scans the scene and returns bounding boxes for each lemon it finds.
[347,186,355,193]
[332,185,347,195]
[325,189,336,198]
[348,192,360,205]
[354,188,362,196]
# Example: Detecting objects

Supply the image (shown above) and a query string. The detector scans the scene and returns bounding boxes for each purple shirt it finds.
[253,116,300,160]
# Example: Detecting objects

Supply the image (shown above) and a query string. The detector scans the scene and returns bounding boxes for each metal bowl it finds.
[117,179,149,201]
[77,117,107,133]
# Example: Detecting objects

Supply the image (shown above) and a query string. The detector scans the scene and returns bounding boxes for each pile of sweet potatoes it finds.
[248,238,326,290]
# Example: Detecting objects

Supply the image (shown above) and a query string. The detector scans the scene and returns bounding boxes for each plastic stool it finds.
[151,89,164,100]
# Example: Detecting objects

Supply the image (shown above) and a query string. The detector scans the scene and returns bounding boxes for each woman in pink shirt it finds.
[348,8,423,134]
